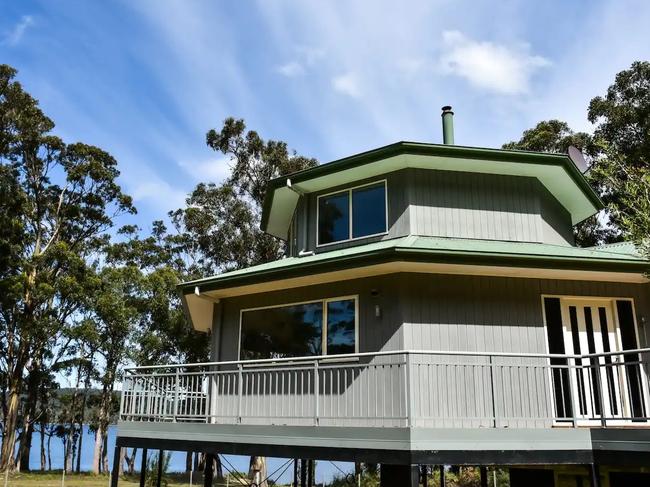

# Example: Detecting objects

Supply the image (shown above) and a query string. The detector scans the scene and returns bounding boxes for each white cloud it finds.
[276,61,306,77]
[331,72,362,98]
[177,157,232,184]
[130,179,186,212]
[3,15,34,46]
[275,46,325,77]
[439,30,550,95]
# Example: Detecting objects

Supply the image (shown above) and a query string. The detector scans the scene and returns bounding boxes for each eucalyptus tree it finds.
[502,119,616,246]
[0,64,134,471]
[587,61,650,252]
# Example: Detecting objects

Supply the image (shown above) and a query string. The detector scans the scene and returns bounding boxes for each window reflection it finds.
[327,299,356,355]
[352,183,386,238]
[239,298,357,360]
[318,191,349,245]
[240,302,322,360]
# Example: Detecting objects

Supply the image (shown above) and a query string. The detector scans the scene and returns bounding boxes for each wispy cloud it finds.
[276,61,305,77]
[331,72,362,98]
[275,45,324,78]
[129,178,187,213]
[3,15,34,46]
[439,30,551,95]
[177,157,232,184]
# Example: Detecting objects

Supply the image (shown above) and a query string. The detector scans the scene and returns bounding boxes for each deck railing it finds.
[119,349,650,429]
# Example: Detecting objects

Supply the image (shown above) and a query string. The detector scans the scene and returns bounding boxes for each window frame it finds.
[316,179,388,247]
[237,295,359,360]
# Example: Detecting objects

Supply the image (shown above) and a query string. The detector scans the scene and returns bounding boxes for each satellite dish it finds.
[568,146,589,173]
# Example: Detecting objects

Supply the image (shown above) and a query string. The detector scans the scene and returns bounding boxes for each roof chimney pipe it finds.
[441,105,454,145]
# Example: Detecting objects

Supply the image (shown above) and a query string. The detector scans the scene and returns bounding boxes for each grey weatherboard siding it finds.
[292,168,575,256]
[209,272,650,429]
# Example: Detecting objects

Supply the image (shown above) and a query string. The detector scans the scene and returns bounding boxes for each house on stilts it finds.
[114,107,650,486]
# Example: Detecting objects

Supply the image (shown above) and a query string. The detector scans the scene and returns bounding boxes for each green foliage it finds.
[588,61,650,252]
[503,120,614,246]
[0,63,135,470]
[503,119,595,156]
[170,117,317,274]
[145,452,172,487]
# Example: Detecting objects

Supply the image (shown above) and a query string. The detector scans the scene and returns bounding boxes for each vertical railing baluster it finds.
[237,364,243,424]
[314,360,319,425]
[567,357,578,427]
[173,369,180,422]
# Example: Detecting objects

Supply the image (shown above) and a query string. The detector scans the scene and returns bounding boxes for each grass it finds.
[3,471,294,487]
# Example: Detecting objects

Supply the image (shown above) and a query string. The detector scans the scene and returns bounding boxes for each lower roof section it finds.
[118,421,650,466]
[180,236,650,331]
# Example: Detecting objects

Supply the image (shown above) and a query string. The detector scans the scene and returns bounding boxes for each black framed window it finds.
[317,181,386,245]
[240,297,357,360]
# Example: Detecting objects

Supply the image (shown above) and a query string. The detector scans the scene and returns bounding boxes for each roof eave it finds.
[180,247,648,295]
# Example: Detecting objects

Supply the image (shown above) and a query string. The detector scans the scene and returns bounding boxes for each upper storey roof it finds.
[261,141,603,239]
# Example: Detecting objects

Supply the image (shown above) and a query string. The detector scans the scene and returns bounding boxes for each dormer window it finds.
[317,180,387,246]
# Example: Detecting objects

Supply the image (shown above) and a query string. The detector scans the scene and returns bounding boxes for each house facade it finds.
[115,109,650,487]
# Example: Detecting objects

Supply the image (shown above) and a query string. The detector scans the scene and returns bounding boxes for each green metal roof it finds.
[180,236,648,295]
[261,141,604,239]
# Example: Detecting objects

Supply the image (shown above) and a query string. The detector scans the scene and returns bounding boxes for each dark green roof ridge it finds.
[260,141,604,232]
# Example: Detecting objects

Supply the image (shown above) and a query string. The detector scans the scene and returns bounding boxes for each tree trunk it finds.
[17,360,42,472]
[215,455,223,481]
[47,432,52,471]
[76,424,84,473]
[249,456,268,487]
[102,433,109,473]
[40,424,46,471]
[92,425,104,474]
[118,447,125,475]
[126,448,137,475]
[0,376,22,471]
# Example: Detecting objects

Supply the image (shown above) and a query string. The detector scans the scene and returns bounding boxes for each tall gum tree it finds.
[0,65,135,471]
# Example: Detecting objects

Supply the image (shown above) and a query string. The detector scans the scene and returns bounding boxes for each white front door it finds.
[560,298,646,422]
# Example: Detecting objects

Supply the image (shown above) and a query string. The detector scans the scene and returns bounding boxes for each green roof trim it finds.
[179,236,649,295]
[260,141,604,235]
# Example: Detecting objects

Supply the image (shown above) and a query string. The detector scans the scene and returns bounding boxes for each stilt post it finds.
[307,459,314,487]
[300,459,307,487]
[439,465,445,487]
[203,454,214,487]
[480,466,488,487]
[139,449,148,487]
[589,464,601,487]
[421,465,428,486]
[156,450,163,487]
[293,459,299,487]
[380,464,418,487]
[110,445,120,487]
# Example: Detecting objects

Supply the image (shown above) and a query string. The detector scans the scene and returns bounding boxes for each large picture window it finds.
[239,297,357,360]
[317,181,387,246]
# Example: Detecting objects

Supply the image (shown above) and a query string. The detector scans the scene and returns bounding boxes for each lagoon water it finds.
[24,425,350,484]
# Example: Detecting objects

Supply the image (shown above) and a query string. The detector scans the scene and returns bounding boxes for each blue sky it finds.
[1,0,650,230]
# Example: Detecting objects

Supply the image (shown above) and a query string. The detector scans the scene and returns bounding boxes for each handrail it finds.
[123,347,650,372]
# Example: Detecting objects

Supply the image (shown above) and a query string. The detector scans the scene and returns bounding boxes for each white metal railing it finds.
[119,349,650,429]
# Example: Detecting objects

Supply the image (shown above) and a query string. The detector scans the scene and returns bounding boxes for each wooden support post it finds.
[139,449,148,487]
[300,459,307,487]
[307,459,314,487]
[380,464,419,487]
[156,450,163,487]
[589,464,601,487]
[439,465,445,487]
[293,459,299,487]
[421,465,428,486]
[203,454,214,487]
[480,467,488,487]
[110,445,120,487]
